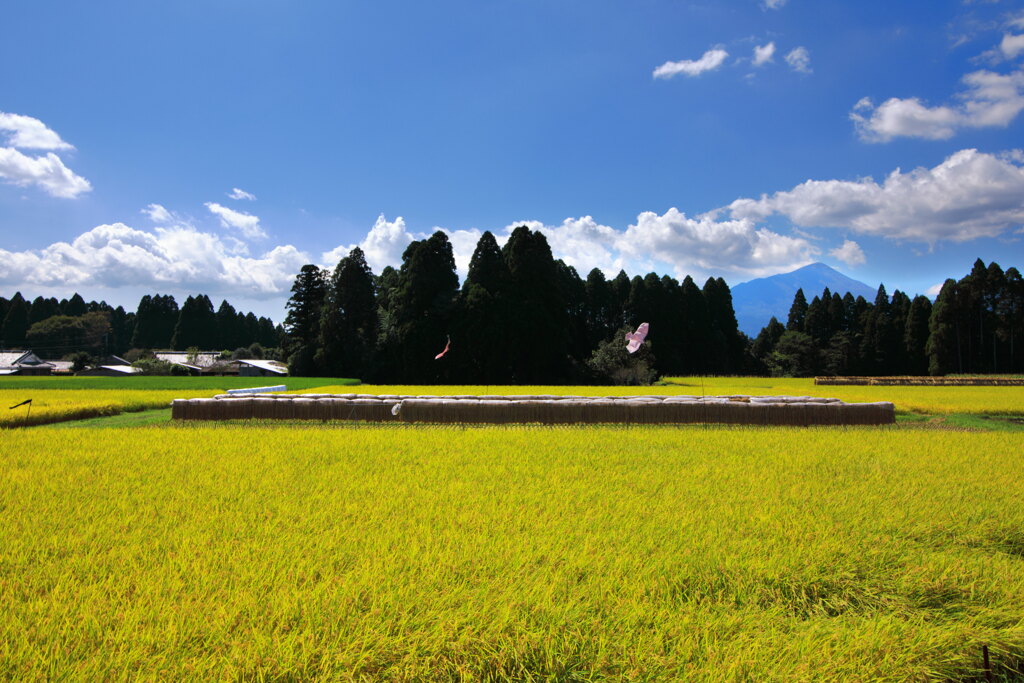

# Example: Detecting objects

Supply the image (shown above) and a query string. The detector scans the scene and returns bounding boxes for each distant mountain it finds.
[731,263,878,336]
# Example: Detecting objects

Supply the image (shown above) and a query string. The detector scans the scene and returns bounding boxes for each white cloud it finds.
[0,223,308,298]
[205,202,266,239]
[0,147,91,198]
[653,48,729,79]
[784,46,811,73]
[143,203,173,223]
[850,96,961,141]
[852,29,1024,143]
[764,0,788,8]
[727,148,1024,243]
[228,187,256,201]
[829,239,866,267]
[0,112,73,151]
[322,214,415,274]
[619,208,817,279]
[753,43,776,66]
[926,282,945,298]
[1001,33,1024,60]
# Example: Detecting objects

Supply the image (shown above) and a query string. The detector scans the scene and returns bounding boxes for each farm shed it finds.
[0,351,54,376]
[154,351,222,375]
[77,364,141,376]
[232,359,288,377]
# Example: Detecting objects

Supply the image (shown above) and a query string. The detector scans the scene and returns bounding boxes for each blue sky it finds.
[2,0,1023,322]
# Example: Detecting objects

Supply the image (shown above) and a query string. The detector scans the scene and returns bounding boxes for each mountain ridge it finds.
[731,263,878,336]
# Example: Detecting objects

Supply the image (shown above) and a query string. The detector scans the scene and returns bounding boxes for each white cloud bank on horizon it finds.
[0,222,307,298]
[725,148,1024,242]
[0,112,91,198]
[653,48,729,79]
[3,148,1022,302]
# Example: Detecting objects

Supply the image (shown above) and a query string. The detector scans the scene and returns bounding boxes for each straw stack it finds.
[173,393,895,425]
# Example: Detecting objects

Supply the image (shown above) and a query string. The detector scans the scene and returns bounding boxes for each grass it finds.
[2,425,1023,680]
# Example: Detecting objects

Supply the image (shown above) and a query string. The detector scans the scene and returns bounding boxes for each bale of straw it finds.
[253,398,277,420]
[223,398,254,420]
[171,399,189,420]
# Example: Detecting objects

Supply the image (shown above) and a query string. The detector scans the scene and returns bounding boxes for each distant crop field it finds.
[0,376,357,391]
[0,389,214,427]
[2,425,1022,680]
[662,377,1024,415]
[0,379,355,427]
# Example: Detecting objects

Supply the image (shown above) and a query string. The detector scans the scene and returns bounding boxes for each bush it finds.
[587,327,657,385]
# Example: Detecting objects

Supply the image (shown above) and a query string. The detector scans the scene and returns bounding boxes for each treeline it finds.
[0,291,283,358]
[749,259,1023,376]
[282,226,749,383]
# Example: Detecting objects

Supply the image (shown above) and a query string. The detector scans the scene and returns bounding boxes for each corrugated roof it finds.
[155,352,221,368]
[233,359,288,374]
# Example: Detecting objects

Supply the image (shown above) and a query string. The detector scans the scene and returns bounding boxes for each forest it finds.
[281,225,1023,382]
[4,225,1020,381]
[0,291,283,361]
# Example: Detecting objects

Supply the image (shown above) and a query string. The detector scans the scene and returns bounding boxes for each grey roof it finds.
[0,351,52,368]
[233,359,288,374]
[155,352,221,368]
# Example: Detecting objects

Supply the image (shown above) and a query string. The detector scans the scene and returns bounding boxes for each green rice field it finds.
[2,379,1023,679]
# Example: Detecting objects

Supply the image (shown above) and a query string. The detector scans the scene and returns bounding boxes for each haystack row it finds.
[815,376,1024,386]
[171,394,894,425]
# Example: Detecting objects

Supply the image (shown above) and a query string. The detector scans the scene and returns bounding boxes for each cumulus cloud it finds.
[322,214,415,274]
[829,239,866,267]
[726,148,1024,242]
[619,208,817,278]
[0,147,92,198]
[784,46,811,73]
[0,112,73,150]
[0,223,308,297]
[653,48,729,79]
[753,43,776,66]
[0,112,90,198]
[852,33,1024,142]
[205,202,266,239]
[854,68,1024,142]
[228,187,256,201]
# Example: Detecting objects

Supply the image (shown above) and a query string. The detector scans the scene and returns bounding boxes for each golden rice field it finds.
[0,389,222,428]
[303,378,1024,416]
[2,425,1024,680]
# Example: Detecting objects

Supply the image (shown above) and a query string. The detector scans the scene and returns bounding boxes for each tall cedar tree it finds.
[703,277,744,374]
[454,231,510,384]
[502,227,568,383]
[316,247,378,379]
[926,279,963,375]
[284,265,327,376]
[131,294,179,349]
[389,231,459,383]
[584,268,616,347]
[171,294,217,350]
[787,288,808,331]
[904,295,932,375]
[2,292,30,348]
[679,276,710,374]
